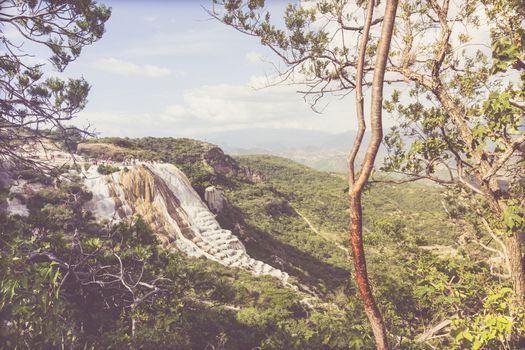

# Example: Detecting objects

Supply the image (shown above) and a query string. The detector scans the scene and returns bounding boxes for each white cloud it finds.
[165,104,187,116]
[164,83,295,125]
[92,57,173,78]
[76,111,177,138]
[75,76,399,137]
[160,77,359,134]
[245,51,263,65]
[77,78,344,137]
[143,15,159,23]
[124,30,223,57]
[2,27,24,42]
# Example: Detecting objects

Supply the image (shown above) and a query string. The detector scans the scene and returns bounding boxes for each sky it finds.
[2,0,494,139]
[32,0,370,138]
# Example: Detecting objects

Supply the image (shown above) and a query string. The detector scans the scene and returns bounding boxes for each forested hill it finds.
[0,137,504,349]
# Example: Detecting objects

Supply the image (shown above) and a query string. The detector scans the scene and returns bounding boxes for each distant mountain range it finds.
[198,128,386,173]
[198,128,358,151]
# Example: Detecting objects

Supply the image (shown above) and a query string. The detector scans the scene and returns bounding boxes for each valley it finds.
[0,137,512,349]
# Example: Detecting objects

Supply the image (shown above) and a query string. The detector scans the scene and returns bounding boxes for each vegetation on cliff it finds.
[0,165,357,349]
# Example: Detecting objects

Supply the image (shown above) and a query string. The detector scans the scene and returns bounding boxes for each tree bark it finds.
[347,0,375,184]
[431,77,525,334]
[350,193,389,350]
[506,233,525,311]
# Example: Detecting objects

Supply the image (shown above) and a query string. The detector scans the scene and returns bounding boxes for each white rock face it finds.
[83,169,120,221]
[204,186,226,213]
[1,169,34,217]
[6,197,29,217]
[0,151,288,282]
[83,163,288,282]
[0,163,13,189]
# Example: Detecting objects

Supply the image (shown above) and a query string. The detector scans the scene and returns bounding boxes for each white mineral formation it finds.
[83,163,288,282]
[204,186,226,213]
[0,162,34,217]
[6,196,29,217]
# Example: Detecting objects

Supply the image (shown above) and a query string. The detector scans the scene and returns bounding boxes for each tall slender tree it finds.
[210,1,399,348]
[347,0,398,348]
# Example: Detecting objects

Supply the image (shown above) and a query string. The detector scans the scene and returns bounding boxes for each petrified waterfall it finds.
[83,163,288,282]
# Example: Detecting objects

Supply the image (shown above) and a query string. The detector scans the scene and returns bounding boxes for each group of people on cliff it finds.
[90,157,159,167]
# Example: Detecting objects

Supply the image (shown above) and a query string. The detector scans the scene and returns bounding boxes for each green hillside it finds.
[1,138,503,349]
[233,155,458,245]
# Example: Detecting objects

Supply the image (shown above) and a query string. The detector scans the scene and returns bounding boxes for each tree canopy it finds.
[0,0,111,166]
[212,0,525,347]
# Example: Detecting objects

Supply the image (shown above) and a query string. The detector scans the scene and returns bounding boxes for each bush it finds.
[97,164,120,175]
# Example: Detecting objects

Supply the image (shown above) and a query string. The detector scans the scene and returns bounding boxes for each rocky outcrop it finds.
[201,146,263,183]
[202,147,239,175]
[265,200,296,217]
[204,186,227,213]
[83,163,288,282]
[240,166,264,183]
[1,143,287,282]
[0,162,44,217]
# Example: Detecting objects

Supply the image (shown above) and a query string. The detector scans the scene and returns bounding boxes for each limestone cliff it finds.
[1,142,288,282]
[83,163,288,281]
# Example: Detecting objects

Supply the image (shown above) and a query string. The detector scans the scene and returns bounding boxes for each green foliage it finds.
[235,155,457,246]
[1,0,111,166]
[502,200,525,235]
[450,288,525,350]
[381,0,525,223]
[50,127,89,152]
[381,4,524,342]
[97,163,120,175]
[0,166,374,349]
[486,0,525,74]
[0,255,64,349]
[222,154,509,348]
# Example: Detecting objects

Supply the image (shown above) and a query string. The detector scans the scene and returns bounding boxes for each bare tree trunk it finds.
[347,0,399,349]
[506,234,525,312]
[347,0,374,184]
[349,193,389,350]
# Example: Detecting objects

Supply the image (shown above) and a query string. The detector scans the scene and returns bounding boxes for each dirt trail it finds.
[292,206,350,254]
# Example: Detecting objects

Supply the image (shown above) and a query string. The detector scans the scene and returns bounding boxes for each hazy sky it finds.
[3,0,405,138]
[43,0,371,138]
[4,0,492,139]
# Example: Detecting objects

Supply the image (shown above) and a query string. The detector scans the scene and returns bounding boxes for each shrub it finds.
[97,164,120,175]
